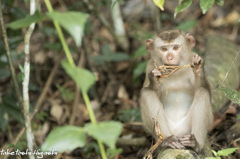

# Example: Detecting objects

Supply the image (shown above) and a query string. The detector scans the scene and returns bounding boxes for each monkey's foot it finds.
[162,135,186,149]
[178,134,199,149]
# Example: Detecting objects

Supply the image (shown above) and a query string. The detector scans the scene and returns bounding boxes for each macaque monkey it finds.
[140,29,213,153]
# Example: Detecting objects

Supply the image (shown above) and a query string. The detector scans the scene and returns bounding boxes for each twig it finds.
[23,0,36,158]
[32,54,62,117]
[1,54,61,159]
[213,49,240,92]
[143,114,164,159]
[0,0,23,114]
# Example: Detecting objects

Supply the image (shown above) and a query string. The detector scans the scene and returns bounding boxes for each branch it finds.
[0,0,23,113]
[111,0,129,50]
[23,0,36,158]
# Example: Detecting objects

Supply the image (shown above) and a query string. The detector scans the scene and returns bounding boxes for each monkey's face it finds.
[154,36,184,66]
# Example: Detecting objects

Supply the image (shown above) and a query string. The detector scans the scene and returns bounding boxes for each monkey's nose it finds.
[167,55,174,61]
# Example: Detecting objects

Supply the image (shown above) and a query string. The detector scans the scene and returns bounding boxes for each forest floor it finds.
[0,0,240,159]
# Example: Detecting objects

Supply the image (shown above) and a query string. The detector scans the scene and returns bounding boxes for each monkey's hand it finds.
[191,55,203,75]
[178,134,200,152]
[152,68,162,77]
[161,135,186,149]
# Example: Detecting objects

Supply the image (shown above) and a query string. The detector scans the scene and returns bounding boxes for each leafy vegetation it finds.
[205,148,238,159]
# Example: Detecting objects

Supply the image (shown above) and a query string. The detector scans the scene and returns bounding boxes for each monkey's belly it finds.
[164,91,193,136]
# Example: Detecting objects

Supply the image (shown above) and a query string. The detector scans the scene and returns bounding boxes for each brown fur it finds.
[157,29,183,42]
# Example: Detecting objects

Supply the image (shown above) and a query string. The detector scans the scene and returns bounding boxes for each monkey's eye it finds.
[161,47,168,52]
[173,45,179,50]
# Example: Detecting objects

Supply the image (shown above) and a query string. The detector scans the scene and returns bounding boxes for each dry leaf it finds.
[118,85,129,100]
[50,101,63,122]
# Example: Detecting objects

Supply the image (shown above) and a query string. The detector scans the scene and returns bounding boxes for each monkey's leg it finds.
[140,88,171,139]
[179,87,212,152]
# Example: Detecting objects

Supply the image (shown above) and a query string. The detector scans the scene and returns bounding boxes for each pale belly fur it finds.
[164,91,193,136]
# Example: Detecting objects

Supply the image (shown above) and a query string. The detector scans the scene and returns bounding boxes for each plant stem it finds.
[44,0,75,67]
[82,92,97,124]
[82,92,107,159]
[43,1,107,158]
[23,0,36,158]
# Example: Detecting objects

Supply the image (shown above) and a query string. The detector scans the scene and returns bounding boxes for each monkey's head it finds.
[146,29,195,66]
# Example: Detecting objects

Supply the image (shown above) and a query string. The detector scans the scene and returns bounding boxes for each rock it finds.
[205,35,240,112]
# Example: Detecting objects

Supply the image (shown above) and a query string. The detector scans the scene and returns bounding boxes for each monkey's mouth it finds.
[164,64,179,66]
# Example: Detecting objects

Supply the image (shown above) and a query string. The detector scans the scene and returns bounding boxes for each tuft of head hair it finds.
[157,29,184,42]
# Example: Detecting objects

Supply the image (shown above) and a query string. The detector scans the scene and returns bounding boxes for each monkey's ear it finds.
[146,39,154,52]
[186,33,195,48]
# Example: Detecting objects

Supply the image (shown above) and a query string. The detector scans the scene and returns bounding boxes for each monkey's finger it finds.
[180,140,191,145]
[181,134,192,139]
[152,70,162,76]
[181,141,195,147]
[172,142,185,149]
[190,58,195,67]
[169,143,180,149]
[169,143,176,149]
[178,135,191,141]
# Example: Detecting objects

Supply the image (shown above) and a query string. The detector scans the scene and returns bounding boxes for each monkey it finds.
[140,29,213,154]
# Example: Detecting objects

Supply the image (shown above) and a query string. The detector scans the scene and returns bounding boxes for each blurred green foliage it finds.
[91,44,129,65]
[118,108,142,123]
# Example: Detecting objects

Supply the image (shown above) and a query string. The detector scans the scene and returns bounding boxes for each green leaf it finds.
[133,61,147,80]
[237,115,240,120]
[153,0,165,10]
[0,106,8,132]
[174,0,193,18]
[211,150,218,157]
[6,11,45,29]
[219,87,240,105]
[85,121,122,149]
[217,148,238,157]
[205,157,217,159]
[56,84,75,102]
[107,148,123,158]
[91,45,129,65]
[43,43,62,51]
[118,108,142,122]
[216,0,224,6]
[41,26,57,37]
[0,68,10,79]
[61,60,95,93]
[177,20,197,32]
[200,0,215,14]
[41,126,86,152]
[131,46,147,58]
[2,96,24,124]
[46,11,89,47]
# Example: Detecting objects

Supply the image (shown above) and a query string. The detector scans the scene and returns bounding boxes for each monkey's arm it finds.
[140,87,171,139]
[191,54,210,91]
[179,55,213,152]
[140,60,172,138]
